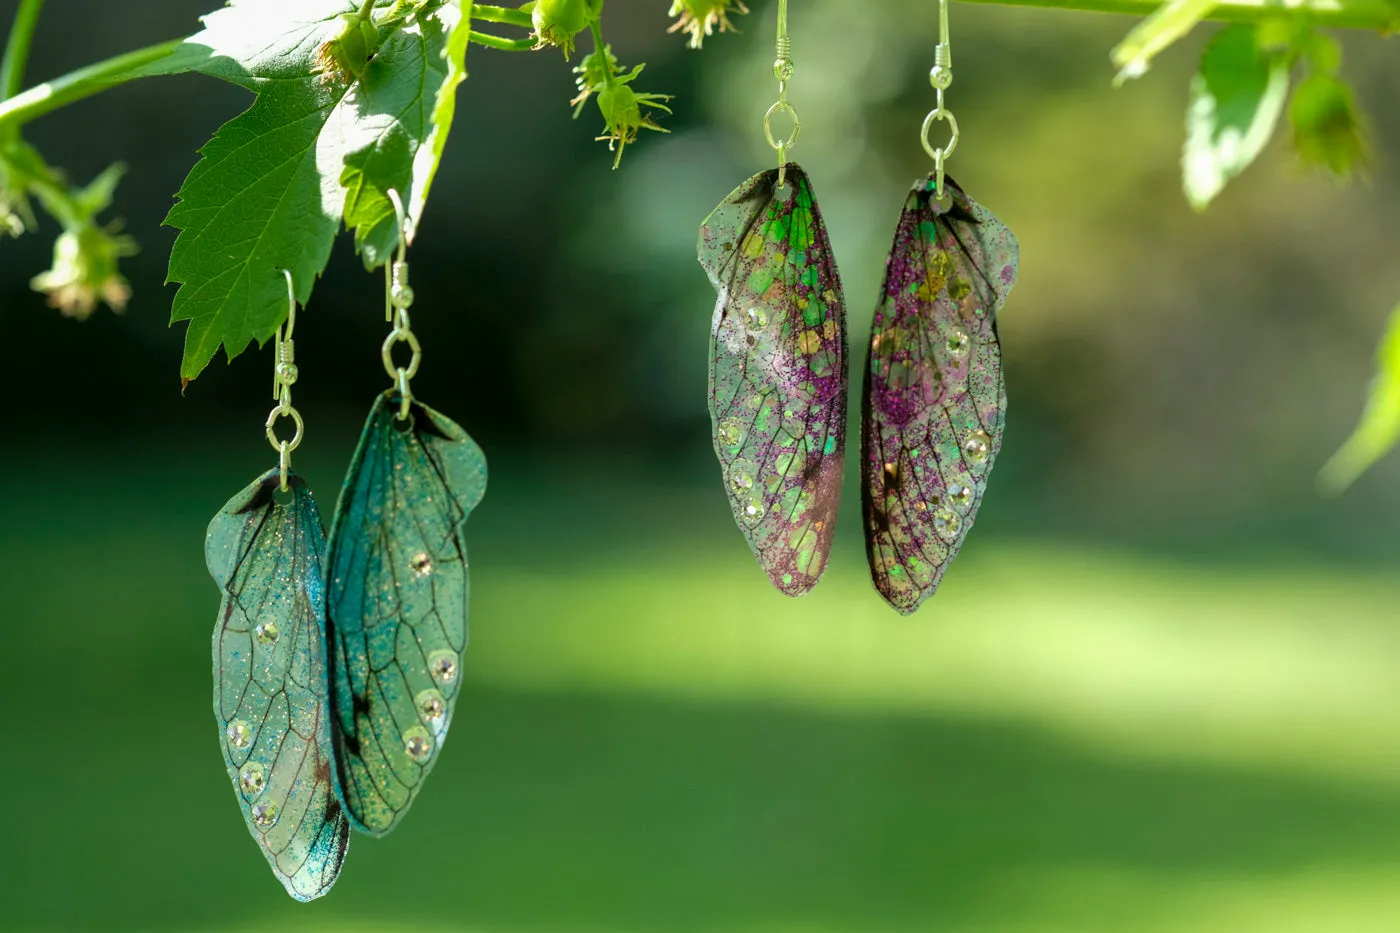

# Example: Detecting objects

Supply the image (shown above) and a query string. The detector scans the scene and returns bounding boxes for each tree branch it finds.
[1,0,45,102]
[957,0,1398,31]
[0,38,183,130]
[472,4,533,29]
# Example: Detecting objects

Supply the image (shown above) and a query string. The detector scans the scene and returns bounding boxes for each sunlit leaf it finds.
[1182,25,1289,211]
[342,1,472,267]
[1111,0,1217,85]
[1319,304,1400,494]
[164,0,472,381]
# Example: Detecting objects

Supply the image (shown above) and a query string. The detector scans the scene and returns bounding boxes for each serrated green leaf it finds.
[1111,0,1216,85]
[342,0,471,267]
[165,0,471,381]
[1319,304,1400,494]
[1182,25,1289,212]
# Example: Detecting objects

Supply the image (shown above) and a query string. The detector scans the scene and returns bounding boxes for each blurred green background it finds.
[4,0,1400,930]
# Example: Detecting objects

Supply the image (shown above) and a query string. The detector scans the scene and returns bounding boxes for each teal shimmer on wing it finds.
[325,391,488,836]
[206,469,350,902]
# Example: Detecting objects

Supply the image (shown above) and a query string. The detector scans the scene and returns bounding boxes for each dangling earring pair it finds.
[699,0,1019,614]
[204,193,488,901]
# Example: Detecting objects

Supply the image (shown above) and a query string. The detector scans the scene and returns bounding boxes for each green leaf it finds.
[1182,25,1289,212]
[1290,72,1369,178]
[165,0,472,381]
[1319,304,1400,494]
[1111,0,1216,86]
[342,0,471,266]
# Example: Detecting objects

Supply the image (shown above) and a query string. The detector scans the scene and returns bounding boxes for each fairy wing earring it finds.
[204,272,350,901]
[324,192,488,836]
[698,0,848,596]
[863,0,1019,614]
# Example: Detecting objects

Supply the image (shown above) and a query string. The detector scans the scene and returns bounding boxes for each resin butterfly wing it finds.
[863,176,1019,614]
[326,392,488,836]
[698,164,848,595]
[206,470,350,902]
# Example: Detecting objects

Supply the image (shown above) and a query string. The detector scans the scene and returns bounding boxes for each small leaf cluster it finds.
[572,48,674,168]
[1108,5,1386,487]
[0,0,750,385]
[0,138,135,318]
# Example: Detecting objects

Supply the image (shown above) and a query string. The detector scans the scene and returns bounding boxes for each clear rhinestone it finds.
[428,650,459,684]
[226,720,253,749]
[404,726,434,763]
[250,801,279,827]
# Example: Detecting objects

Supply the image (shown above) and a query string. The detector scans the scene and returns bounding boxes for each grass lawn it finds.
[2,444,1398,932]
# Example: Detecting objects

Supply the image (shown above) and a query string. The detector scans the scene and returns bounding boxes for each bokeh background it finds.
[4,0,1400,930]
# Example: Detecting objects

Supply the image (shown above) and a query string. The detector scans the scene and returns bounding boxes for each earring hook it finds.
[921,0,960,197]
[267,268,304,491]
[764,0,800,188]
[381,189,420,420]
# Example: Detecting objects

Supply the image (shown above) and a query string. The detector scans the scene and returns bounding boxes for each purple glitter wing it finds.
[863,175,1019,614]
[698,164,848,596]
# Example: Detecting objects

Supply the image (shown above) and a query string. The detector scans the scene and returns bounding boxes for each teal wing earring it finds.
[698,0,848,596]
[862,0,1019,614]
[204,272,350,901]
[325,192,488,836]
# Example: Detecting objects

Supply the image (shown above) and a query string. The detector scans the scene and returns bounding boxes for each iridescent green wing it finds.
[325,392,488,835]
[698,163,848,596]
[862,176,1019,614]
[206,470,349,902]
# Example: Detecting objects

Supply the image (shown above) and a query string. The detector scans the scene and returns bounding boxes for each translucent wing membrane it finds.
[206,470,350,902]
[698,164,849,596]
[326,392,488,835]
[862,176,1019,614]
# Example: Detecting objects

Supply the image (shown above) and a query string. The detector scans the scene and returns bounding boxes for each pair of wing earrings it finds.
[204,192,488,900]
[700,0,1019,613]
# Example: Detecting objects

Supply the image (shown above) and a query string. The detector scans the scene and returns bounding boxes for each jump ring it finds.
[380,329,422,382]
[920,108,960,163]
[764,99,801,154]
[265,405,305,454]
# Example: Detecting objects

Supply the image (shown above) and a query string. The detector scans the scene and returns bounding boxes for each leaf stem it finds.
[588,19,613,82]
[0,0,44,102]
[0,37,183,130]
[959,0,1397,30]
[472,4,533,28]
[467,29,534,50]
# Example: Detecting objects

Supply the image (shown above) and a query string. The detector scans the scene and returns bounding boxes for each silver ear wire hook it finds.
[763,0,801,188]
[266,268,304,491]
[381,190,421,421]
[921,0,960,197]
